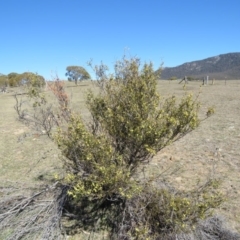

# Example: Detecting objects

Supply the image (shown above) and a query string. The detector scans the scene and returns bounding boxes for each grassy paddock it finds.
[1,80,240,237]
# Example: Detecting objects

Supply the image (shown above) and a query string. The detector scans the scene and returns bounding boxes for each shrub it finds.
[55,57,224,238]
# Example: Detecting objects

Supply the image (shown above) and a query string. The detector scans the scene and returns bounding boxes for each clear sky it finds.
[1,0,239,80]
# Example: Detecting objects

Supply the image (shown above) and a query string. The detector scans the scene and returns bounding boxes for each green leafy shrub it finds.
[55,57,223,239]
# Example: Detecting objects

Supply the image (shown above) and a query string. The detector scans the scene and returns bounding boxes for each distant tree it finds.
[7,72,45,87]
[8,72,21,87]
[0,74,8,87]
[21,72,45,88]
[65,66,91,85]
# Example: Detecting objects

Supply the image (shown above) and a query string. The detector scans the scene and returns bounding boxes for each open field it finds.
[1,80,240,237]
[155,80,240,232]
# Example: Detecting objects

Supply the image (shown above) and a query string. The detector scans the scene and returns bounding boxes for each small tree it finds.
[65,65,91,85]
[55,57,223,238]
[8,72,21,87]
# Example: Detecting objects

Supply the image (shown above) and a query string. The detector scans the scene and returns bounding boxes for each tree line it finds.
[0,72,45,88]
[0,65,91,88]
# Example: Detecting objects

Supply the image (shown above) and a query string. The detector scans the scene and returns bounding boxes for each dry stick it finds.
[0,182,66,240]
[0,189,46,218]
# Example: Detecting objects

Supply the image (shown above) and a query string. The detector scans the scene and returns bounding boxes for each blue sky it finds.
[1,0,239,80]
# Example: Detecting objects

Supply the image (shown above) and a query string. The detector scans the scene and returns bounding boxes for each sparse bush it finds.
[14,78,68,138]
[47,79,69,112]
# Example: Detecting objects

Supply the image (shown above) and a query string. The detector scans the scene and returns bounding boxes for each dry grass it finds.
[1,80,240,238]
[152,80,240,232]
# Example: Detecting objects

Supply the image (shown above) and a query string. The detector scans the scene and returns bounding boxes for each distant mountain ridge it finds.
[160,52,240,80]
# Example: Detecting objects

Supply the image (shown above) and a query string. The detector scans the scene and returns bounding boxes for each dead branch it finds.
[13,85,69,138]
[0,182,68,240]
